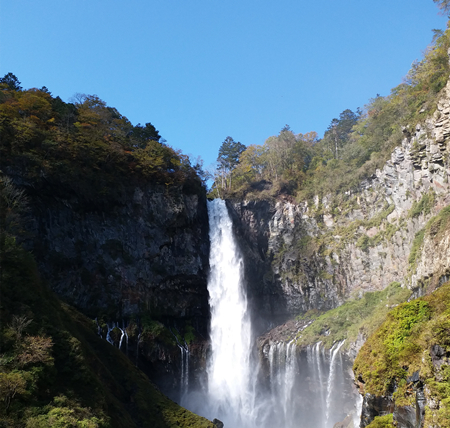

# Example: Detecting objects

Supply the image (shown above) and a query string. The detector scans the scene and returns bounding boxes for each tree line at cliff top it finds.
[210,18,450,201]
[0,73,205,208]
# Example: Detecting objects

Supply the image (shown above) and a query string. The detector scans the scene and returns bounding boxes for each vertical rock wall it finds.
[230,77,450,324]
[24,183,210,322]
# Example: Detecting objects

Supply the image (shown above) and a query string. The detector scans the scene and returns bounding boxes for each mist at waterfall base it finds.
[181,199,360,428]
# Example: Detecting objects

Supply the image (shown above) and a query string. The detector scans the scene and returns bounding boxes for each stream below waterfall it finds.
[180,199,361,428]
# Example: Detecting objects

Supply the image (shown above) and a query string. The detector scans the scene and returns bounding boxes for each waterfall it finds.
[118,326,126,351]
[325,340,345,425]
[307,342,326,427]
[354,393,363,427]
[281,341,297,423]
[267,340,298,423]
[136,332,141,366]
[179,344,189,399]
[314,341,325,420]
[206,199,254,427]
[181,199,360,428]
[105,322,115,345]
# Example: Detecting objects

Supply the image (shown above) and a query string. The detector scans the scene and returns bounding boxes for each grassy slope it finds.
[0,241,214,428]
[294,282,411,351]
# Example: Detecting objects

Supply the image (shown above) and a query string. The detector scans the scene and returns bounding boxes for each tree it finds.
[217,136,246,170]
[0,73,22,91]
[262,128,309,182]
[17,335,53,367]
[322,109,360,159]
[433,0,450,15]
[216,136,246,192]
[8,315,32,340]
[0,372,27,410]
[129,122,162,148]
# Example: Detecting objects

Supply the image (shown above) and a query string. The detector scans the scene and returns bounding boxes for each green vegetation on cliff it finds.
[295,282,411,351]
[0,77,205,209]
[353,281,450,426]
[365,414,394,428]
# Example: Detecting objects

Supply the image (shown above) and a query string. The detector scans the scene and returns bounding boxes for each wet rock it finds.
[406,370,420,383]
[360,394,394,427]
[333,414,354,428]
[212,418,224,428]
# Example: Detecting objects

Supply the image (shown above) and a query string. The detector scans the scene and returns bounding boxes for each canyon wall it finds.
[231,77,450,427]
[5,174,211,399]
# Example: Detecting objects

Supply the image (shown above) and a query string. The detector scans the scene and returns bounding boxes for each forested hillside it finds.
[0,76,214,427]
[0,73,205,208]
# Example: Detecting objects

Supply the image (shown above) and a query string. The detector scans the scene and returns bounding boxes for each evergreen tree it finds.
[322,109,360,159]
[216,137,246,193]
[0,73,22,91]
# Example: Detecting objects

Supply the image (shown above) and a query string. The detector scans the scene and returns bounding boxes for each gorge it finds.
[2,23,450,428]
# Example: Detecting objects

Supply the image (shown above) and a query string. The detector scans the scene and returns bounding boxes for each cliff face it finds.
[230,78,450,325]
[23,182,210,323]
[4,176,211,398]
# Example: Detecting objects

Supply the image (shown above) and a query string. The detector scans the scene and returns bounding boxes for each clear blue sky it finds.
[1,1,447,170]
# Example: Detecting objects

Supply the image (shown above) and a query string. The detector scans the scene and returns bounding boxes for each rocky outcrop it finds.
[358,376,427,428]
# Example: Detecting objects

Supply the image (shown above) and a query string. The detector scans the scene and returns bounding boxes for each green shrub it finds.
[408,191,436,218]
[366,414,394,428]
[354,280,450,422]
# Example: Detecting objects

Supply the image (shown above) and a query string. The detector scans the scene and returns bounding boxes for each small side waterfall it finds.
[179,344,189,399]
[105,322,115,345]
[267,340,297,426]
[136,332,141,366]
[171,327,190,400]
[307,342,326,426]
[325,340,346,425]
[118,322,128,353]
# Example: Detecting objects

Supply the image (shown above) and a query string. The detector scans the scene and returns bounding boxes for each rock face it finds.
[229,77,450,325]
[358,376,427,428]
[24,183,210,323]
[229,77,450,428]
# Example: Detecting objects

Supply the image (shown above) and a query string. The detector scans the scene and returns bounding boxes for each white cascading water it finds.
[179,344,189,400]
[181,199,361,427]
[314,341,325,417]
[268,340,297,426]
[307,341,326,427]
[325,340,346,426]
[206,199,255,427]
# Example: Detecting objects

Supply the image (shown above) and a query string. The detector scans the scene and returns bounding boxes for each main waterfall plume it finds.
[206,198,256,426]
